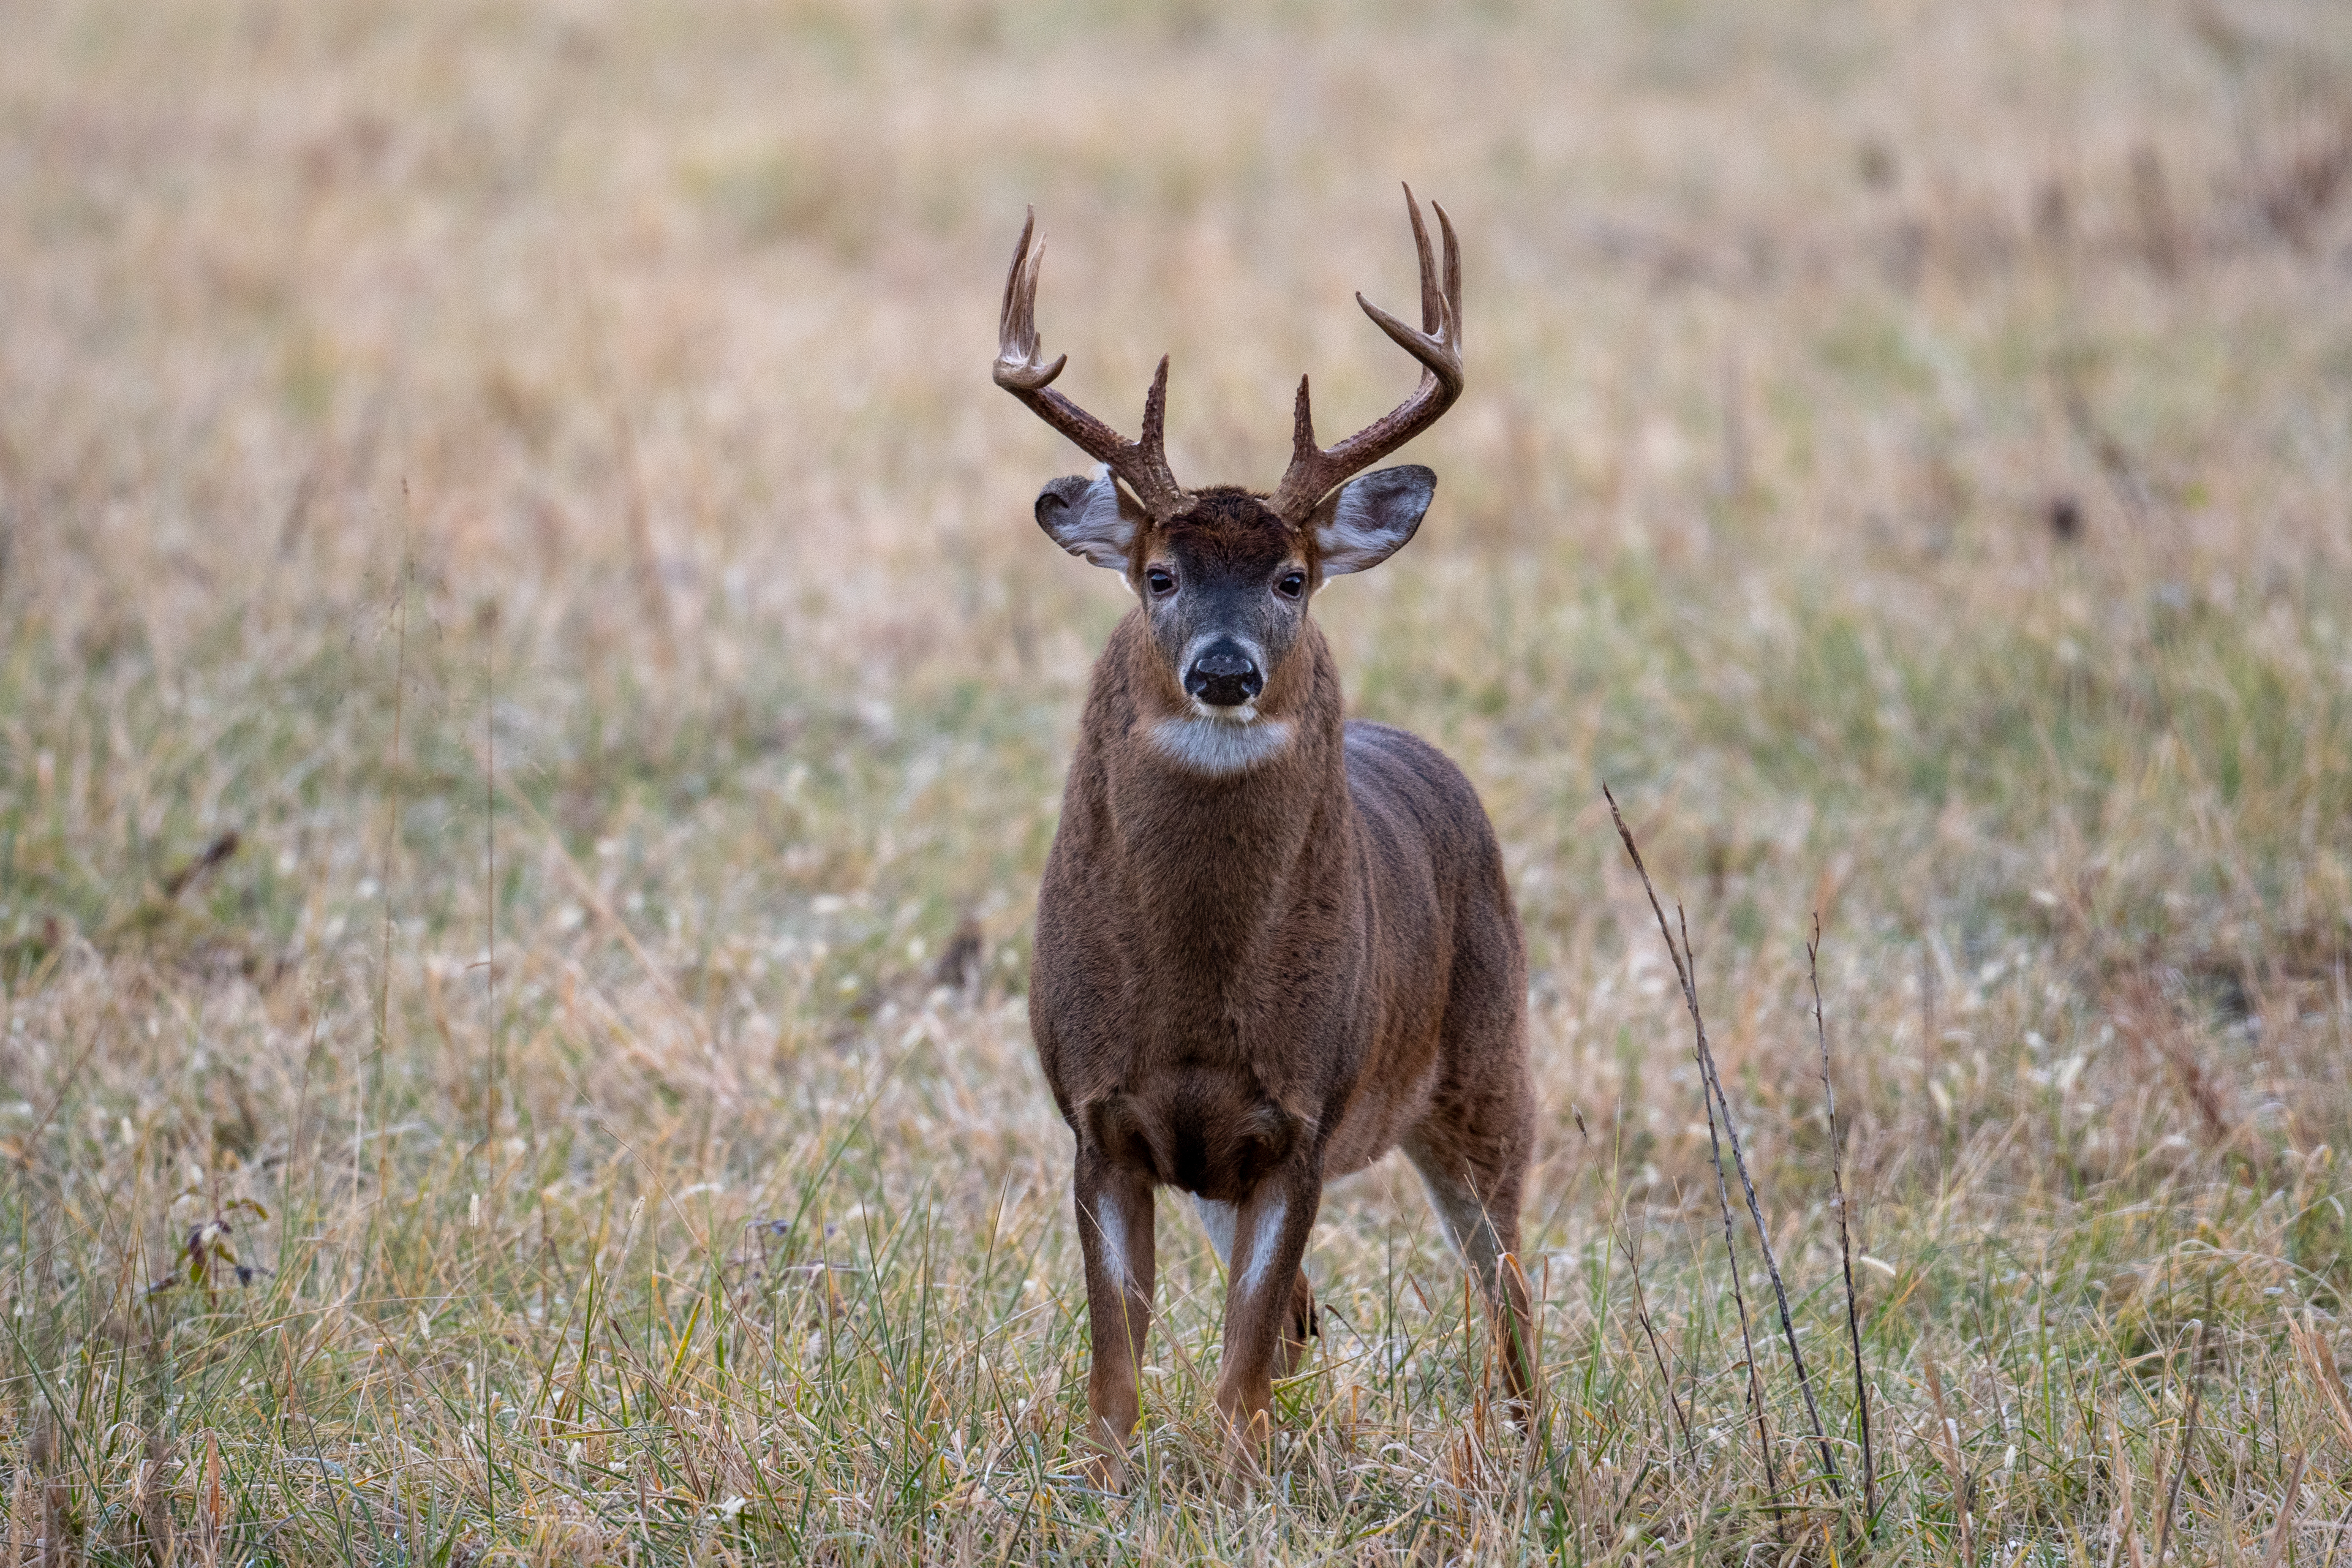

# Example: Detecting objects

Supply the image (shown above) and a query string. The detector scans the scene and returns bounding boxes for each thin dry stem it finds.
[1811,919,1877,1530]
[1606,784,1786,1529]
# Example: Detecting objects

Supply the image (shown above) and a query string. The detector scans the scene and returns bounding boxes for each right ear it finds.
[1034,473,1145,570]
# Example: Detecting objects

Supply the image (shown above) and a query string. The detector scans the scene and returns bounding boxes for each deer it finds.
[994,188,1538,1487]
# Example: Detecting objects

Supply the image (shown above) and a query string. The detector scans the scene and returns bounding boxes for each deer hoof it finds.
[1081,1442,1129,1494]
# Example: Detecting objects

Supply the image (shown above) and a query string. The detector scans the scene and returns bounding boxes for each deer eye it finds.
[1146,567,1176,596]
[1276,572,1306,599]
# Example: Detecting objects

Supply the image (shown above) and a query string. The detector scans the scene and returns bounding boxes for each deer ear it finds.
[1313,465,1435,577]
[1035,473,1145,570]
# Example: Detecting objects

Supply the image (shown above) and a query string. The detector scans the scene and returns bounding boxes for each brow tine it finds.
[1142,355,1170,456]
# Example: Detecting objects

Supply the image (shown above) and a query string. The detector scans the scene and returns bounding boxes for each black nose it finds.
[1185,645,1263,707]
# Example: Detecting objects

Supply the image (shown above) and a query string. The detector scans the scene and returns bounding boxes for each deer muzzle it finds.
[1185,642,1263,709]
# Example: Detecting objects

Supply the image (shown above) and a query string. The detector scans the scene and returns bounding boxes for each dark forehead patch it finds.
[1158,487,1296,569]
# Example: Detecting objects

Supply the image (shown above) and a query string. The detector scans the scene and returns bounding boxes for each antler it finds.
[1268,185,1464,525]
[994,208,1185,518]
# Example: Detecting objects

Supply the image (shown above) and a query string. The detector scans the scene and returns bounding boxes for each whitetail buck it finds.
[995,190,1537,1484]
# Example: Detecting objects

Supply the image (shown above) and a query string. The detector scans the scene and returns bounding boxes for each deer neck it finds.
[1075,614,1354,975]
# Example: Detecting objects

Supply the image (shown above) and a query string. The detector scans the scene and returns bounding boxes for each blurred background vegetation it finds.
[3,0,2350,1561]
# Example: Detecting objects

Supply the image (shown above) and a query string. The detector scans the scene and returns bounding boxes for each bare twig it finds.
[1812,919,1878,1530]
[1623,1216,1697,1462]
[1604,785,1783,1527]
[1679,901,1846,1502]
[158,829,240,900]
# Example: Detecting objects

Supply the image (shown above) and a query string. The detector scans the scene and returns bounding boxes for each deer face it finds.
[1033,468,1437,722]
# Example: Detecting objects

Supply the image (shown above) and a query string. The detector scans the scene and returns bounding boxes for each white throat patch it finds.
[1143,716,1294,777]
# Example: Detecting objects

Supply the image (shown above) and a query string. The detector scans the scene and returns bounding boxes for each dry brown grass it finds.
[4,0,2352,1561]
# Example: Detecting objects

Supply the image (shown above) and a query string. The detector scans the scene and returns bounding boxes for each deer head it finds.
[994,188,1464,730]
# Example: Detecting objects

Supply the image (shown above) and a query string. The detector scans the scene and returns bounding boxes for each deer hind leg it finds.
[1075,1151,1157,1489]
[1193,1195,1317,1378]
[1403,1136,1541,1423]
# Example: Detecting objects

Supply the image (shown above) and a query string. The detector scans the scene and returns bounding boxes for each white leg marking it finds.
[1414,1170,1472,1264]
[1095,1198,1131,1290]
[1191,1197,1236,1268]
[1238,1195,1288,1298]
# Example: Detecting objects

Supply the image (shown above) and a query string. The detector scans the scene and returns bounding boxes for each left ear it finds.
[1311,465,1435,577]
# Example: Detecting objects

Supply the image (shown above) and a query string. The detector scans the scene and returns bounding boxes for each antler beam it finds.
[1268,186,1464,525]
[994,209,1185,519]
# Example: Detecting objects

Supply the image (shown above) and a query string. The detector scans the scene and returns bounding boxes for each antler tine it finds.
[1270,186,1466,525]
[995,208,1065,392]
[993,207,1185,517]
[1142,354,1170,458]
[1439,200,1461,338]
[1405,183,1440,335]
[1290,373,1317,467]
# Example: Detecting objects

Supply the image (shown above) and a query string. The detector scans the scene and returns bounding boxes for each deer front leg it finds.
[1073,1148,1155,1489]
[1210,1162,1320,1475]
[1192,1196,1318,1378]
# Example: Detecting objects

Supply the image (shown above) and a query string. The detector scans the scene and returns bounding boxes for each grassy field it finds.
[5,0,2352,1560]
